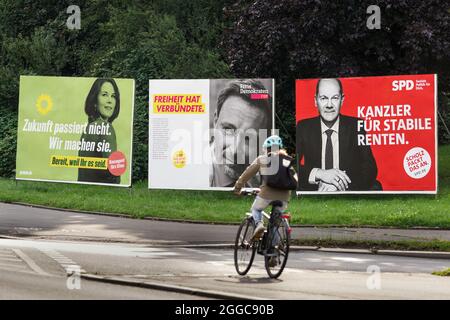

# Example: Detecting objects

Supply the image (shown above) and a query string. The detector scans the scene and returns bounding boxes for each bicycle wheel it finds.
[264,219,290,279]
[234,217,257,275]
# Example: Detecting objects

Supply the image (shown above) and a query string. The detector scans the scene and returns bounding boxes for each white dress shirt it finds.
[308,118,340,184]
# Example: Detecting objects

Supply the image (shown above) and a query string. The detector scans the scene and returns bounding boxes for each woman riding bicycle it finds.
[233,135,298,251]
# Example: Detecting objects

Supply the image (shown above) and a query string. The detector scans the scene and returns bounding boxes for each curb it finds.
[165,243,450,259]
[0,235,22,240]
[375,250,450,259]
[312,247,450,259]
[5,201,234,226]
[81,274,262,300]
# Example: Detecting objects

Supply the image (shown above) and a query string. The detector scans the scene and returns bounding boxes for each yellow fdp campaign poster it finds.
[148,79,274,190]
[16,76,135,187]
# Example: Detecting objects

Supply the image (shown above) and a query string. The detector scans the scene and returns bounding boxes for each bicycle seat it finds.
[269,200,283,208]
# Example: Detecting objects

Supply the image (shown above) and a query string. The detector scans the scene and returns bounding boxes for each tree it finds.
[87,5,229,180]
[0,1,230,179]
[222,0,450,149]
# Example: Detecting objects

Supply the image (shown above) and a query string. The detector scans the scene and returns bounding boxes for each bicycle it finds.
[233,189,292,279]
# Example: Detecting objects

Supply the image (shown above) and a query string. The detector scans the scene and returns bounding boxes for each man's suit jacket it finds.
[296,115,378,191]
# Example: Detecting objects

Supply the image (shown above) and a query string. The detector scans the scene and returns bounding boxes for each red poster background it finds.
[295,74,437,192]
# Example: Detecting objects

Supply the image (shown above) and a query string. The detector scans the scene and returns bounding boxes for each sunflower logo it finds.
[172,150,187,169]
[36,94,53,115]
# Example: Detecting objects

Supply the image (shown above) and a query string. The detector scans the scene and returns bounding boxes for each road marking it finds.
[0,252,17,257]
[0,265,37,274]
[12,249,50,276]
[304,258,324,263]
[181,248,231,258]
[0,248,38,275]
[331,257,374,263]
[138,252,180,257]
[206,261,229,267]
[40,249,86,274]
[0,262,29,270]
[0,257,22,262]
[284,268,305,273]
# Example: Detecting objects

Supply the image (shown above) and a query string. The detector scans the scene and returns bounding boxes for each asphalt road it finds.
[0,202,449,299]
[0,268,206,300]
[1,202,449,243]
[0,238,448,299]
[0,244,205,300]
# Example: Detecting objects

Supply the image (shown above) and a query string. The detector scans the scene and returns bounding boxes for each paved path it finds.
[0,202,449,244]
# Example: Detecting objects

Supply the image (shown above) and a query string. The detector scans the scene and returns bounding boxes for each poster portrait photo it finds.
[209,79,274,188]
[296,75,437,194]
[16,76,134,187]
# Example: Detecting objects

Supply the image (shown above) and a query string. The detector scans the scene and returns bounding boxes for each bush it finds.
[0,1,230,180]
[0,113,17,177]
[222,0,450,149]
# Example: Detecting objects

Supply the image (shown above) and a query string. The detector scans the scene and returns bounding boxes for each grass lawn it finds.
[0,145,449,228]
[432,268,450,276]
[291,239,450,252]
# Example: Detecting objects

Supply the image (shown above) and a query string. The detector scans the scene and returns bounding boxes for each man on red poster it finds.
[296,74,437,194]
[296,78,380,192]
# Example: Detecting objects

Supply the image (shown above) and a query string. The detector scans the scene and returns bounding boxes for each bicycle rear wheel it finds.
[264,219,290,279]
[234,217,257,275]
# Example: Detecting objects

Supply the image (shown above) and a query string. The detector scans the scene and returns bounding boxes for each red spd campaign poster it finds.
[296,74,437,194]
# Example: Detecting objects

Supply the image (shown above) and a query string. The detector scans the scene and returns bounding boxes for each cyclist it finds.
[233,135,297,267]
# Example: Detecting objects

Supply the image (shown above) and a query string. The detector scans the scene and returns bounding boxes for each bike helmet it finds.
[263,135,283,149]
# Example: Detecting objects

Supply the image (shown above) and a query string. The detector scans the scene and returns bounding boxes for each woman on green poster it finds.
[78,78,121,184]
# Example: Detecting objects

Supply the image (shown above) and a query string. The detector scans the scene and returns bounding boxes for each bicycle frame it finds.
[245,210,292,256]
[245,211,292,232]
[235,202,291,278]
[235,189,292,278]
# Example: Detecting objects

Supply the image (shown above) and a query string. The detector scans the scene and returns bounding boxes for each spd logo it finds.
[392,80,414,91]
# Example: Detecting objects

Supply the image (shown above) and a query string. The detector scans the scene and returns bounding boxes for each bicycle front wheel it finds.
[264,219,290,279]
[234,217,257,275]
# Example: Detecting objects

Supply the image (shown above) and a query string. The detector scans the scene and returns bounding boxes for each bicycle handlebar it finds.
[238,188,261,196]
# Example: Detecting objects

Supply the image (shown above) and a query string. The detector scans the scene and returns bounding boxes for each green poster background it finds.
[16,76,134,187]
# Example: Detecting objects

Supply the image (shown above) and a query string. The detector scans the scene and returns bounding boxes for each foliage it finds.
[0,113,17,177]
[1,0,448,179]
[0,1,229,179]
[222,0,450,151]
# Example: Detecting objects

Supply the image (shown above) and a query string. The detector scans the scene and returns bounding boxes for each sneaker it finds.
[268,256,278,268]
[252,222,265,240]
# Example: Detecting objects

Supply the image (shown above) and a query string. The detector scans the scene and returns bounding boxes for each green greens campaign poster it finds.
[16,76,135,187]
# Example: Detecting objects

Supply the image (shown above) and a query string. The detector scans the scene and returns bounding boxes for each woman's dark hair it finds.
[85,78,120,123]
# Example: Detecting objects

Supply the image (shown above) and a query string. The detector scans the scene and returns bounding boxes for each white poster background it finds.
[149,80,210,189]
[149,79,275,190]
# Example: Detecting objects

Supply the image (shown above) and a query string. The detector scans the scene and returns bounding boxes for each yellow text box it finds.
[49,155,107,170]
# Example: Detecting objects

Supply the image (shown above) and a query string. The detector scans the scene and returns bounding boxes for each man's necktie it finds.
[325,129,333,169]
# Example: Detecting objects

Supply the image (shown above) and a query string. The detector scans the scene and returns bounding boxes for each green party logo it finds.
[36,94,53,115]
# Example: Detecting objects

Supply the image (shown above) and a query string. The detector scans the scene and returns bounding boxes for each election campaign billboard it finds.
[16,76,135,187]
[148,79,275,190]
[296,74,437,194]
